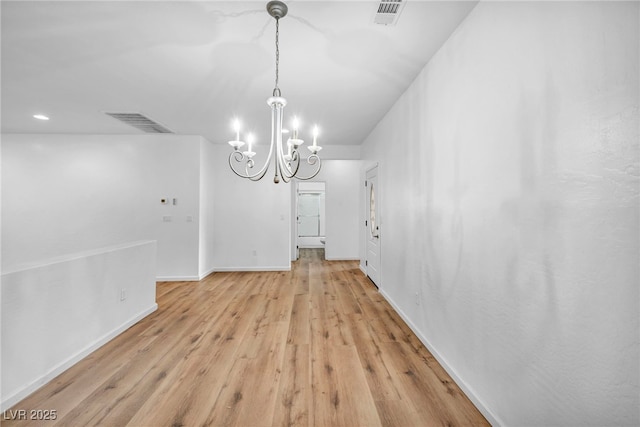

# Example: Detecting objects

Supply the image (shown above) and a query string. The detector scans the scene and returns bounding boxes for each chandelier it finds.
[228,0,322,183]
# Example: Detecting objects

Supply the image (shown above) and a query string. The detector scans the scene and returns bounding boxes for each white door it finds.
[366,166,380,287]
[296,182,326,253]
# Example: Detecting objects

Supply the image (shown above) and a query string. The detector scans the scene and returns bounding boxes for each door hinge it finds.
[365,180,367,187]
[365,220,368,226]
[365,260,368,266]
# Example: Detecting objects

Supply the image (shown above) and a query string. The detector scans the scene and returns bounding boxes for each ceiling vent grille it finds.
[105,112,173,134]
[374,0,405,26]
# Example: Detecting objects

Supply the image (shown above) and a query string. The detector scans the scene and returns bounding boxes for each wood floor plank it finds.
[379,341,490,426]
[3,249,489,427]
[348,313,403,402]
[373,398,429,427]
[5,326,158,424]
[203,322,288,427]
[310,343,382,427]
[125,287,262,426]
[287,293,310,345]
[53,302,215,426]
[309,263,354,347]
[329,269,363,316]
[272,344,310,427]
[291,257,310,296]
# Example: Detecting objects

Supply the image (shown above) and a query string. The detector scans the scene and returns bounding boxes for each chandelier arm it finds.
[247,158,272,181]
[228,151,270,181]
[228,151,248,178]
[274,148,290,183]
[228,145,274,180]
[289,154,322,181]
[228,125,276,180]
[271,99,283,183]
[277,151,297,183]
[279,149,301,180]
[278,162,292,183]
[277,154,293,181]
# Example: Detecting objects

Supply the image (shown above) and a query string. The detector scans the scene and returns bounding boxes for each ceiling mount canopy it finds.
[227,0,322,184]
[266,0,288,20]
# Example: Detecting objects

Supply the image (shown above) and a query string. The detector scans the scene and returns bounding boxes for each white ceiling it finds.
[1,1,477,146]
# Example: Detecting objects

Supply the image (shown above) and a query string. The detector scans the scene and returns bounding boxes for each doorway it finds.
[365,166,380,287]
[295,182,325,260]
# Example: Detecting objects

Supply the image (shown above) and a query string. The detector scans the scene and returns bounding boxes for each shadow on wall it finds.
[420,118,466,310]
[499,75,560,377]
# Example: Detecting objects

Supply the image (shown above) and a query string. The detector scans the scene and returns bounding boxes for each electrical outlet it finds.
[415,292,420,305]
[120,289,126,301]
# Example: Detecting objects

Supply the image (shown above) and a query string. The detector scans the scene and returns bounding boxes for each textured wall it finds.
[361,2,639,425]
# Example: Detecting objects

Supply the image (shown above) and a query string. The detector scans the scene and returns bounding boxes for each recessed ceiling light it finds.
[33,114,49,120]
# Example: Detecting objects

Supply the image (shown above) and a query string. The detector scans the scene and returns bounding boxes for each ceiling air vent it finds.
[374,0,405,26]
[105,112,173,134]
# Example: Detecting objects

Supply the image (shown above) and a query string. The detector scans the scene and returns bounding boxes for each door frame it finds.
[364,164,381,287]
[292,181,326,261]
[292,181,299,261]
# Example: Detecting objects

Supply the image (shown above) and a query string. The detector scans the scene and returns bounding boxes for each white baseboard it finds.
[213,266,291,272]
[199,268,215,280]
[324,256,361,261]
[378,289,502,427]
[156,275,200,281]
[0,304,158,412]
[157,266,292,279]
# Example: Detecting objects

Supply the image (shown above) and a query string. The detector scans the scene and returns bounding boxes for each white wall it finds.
[211,144,362,269]
[1,134,205,280]
[1,240,157,410]
[1,133,213,409]
[291,151,362,261]
[295,160,361,260]
[319,161,361,260]
[1,134,361,275]
[199,138,216,278]
[311,144,360,162]
[212,144,291,270]
[360,2,639,426]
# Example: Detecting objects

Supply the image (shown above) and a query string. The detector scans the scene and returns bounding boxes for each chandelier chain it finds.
[274,17,280,96]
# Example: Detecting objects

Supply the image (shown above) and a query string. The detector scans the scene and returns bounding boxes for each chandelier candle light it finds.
[228,0,322,183]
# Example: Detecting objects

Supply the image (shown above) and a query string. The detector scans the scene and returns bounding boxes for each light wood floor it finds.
[4,249,489,426]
